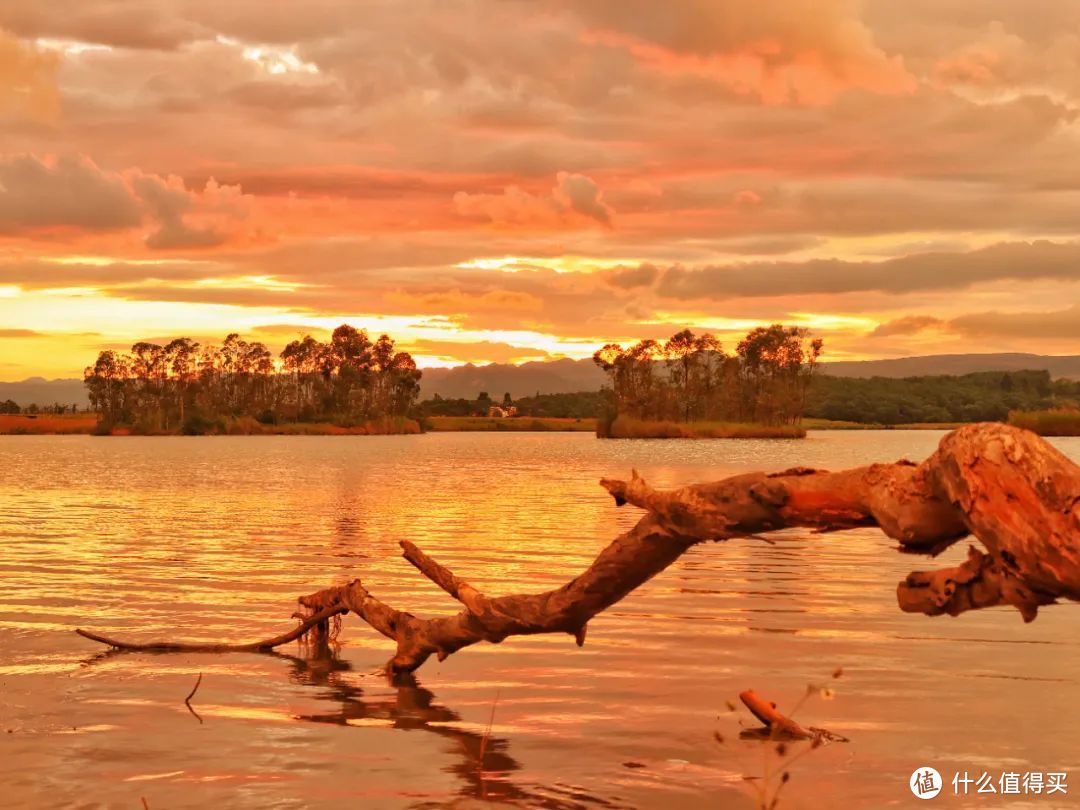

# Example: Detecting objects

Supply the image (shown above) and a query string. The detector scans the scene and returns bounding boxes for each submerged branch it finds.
[75,603,346,652]
[76,423,1080,673]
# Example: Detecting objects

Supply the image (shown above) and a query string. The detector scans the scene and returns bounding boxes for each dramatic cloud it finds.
[2,2,1080,376]
[949,304,1080,340]
[576,0,916,104]
[132,174,247,250]
[607,262,659,289]
[869,316,944,337]
[454,172,614,228]
[0,154,141,233]
[656,242,1080,300]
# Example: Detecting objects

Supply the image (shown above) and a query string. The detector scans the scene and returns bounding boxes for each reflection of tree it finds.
[81,642,626,807]
[280,640,528,804]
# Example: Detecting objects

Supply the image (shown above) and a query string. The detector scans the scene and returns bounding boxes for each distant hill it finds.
[2,353,1078,407]
[419,358,605,399]
[419,353,1080,398]
[0,377,88,409]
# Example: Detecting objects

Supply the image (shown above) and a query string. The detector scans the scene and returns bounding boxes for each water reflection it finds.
[285,645,529,805]
[3,432,1079,809]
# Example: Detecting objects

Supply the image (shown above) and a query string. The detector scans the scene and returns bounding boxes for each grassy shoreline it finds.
[426,415,596,432]
[1007,409,1080,436]
[600,416,806,439]
[6,412,1074,436]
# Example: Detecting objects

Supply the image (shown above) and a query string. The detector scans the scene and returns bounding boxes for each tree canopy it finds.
[84,326,421,433]
[593,325,823,427]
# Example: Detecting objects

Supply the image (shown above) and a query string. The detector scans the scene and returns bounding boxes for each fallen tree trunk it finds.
[77,423,1080,673]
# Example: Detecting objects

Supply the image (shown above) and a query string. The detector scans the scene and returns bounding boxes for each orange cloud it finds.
[578,0,916,105]
[454,172,614,228]
[0,29,59,122]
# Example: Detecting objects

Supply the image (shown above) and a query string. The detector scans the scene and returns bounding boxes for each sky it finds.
[1,0,1079,380]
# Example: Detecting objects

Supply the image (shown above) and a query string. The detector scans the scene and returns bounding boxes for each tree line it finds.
[411,370,1080,426]
[84,325,421,433]
[807,369,1080,425]
[0,401,81,415]
[592,325,823,427]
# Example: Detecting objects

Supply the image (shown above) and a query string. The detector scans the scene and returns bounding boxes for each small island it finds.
[592,325,822,438]
[83,325,423,435]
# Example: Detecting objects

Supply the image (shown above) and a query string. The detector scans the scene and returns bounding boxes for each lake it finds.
[1,431,1078,809]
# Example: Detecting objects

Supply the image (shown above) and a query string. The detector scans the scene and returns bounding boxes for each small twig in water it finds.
[184,673,203,724]
[477,689,501,798]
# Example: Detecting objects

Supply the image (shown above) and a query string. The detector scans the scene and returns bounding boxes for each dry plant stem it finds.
[77,424,1080,674]
[184,672,203,724]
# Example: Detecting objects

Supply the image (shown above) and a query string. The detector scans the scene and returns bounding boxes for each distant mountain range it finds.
[4,353,1079,407]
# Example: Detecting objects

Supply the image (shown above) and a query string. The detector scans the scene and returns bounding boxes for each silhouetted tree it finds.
[84,325,421,433]
[593,325,822,426]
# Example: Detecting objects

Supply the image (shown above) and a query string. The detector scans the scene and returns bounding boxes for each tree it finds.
[594,325,820,427]
[83,325,422,433]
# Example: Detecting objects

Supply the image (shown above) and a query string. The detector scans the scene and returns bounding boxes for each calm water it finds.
[1,431,1078,810]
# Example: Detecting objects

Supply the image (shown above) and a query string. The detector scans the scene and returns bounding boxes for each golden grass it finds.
[427,416,596,432]
[0,413,97,434]
[1008,408,1080,436]
[802,418,969,430]
[219,417,422,435]
[603,416,805,439]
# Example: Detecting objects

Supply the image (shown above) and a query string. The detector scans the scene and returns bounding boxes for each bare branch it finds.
[76,424,1080,673]
[75,602,346,652]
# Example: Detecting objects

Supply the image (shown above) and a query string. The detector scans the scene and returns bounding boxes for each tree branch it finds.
[76,423,1080,672]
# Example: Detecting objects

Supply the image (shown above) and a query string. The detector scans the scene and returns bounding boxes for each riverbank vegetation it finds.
[84,325,421,435]
[0,413,97,434]
[593,325,822,438]
[1007,408,1080,436]
[807,369,1079,425]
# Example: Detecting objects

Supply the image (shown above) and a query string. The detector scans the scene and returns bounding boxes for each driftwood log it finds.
[77,423,1079,673]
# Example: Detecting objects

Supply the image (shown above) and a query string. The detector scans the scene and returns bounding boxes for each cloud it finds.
[948,304,1080,340]
[0,5,203,50]
[869,315,944,337]
[453,172,614,227]
[0,153,250,247]
[5,2,1080,372]
[607,262,659,289]
[575,0,916,105]
[656,241,1080,300]
[0,328,43,337]
[0,154,141,233]
[131,174,242,250]
[407,339,551,364]
[0,29,60,122]
[552,172,614,225]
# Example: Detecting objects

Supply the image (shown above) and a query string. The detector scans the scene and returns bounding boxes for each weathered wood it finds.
[77,423,1080,673]
[739,689,813,739]
[75,603,346,652]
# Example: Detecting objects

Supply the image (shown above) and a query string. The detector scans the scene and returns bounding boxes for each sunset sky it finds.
[1,1,1079,379]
